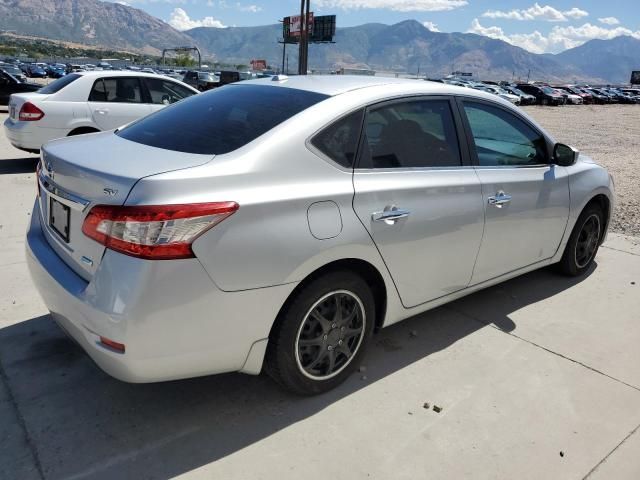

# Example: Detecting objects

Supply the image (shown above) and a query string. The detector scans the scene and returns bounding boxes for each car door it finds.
[458,98,570,284]
[352,97,485,308]
[141,77,197,114]
[88,77,151,130]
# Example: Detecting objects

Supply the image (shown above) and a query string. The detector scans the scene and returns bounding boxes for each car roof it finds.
[235,74,498,98]
[74,70,168,79]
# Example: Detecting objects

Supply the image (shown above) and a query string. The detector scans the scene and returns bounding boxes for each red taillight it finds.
[19,102,45,122]
[82,202,239,260]
[99,337,125,353]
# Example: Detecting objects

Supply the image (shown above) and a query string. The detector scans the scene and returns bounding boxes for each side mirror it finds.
[553,143,579,167]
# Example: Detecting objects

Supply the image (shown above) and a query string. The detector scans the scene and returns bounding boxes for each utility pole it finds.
[298,0,310,75]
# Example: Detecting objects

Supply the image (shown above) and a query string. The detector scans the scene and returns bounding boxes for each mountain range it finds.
[1,0,639,83]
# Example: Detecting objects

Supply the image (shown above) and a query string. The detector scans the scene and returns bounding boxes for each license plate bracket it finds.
[50,198,71,243]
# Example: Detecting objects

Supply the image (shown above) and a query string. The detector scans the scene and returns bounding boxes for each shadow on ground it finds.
[0,157,38,174]
[0,264,594,479]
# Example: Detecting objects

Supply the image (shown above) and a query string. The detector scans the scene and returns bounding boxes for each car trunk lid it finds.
[38,132,214,281]
[6,92,49,121]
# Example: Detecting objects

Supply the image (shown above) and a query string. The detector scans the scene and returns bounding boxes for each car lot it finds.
[1,103,639,479]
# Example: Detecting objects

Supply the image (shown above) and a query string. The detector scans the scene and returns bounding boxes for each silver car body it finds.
[26,76,614,383]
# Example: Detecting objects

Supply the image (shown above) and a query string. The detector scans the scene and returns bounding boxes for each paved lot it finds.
[1,108,639,480]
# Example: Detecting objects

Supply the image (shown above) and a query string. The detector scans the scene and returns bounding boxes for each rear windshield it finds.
[38,74,81,94]
[117,84,329,155]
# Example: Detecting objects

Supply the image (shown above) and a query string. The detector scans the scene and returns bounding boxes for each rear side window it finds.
[89,78,143,103]
[311,110,364,168]
[117,84,328,155]
[38,74,81,94]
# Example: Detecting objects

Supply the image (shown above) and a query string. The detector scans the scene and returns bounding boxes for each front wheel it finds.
[557,204,604,276]
[265,271,375,395]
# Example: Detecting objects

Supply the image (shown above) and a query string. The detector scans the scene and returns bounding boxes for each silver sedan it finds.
[26,76,614,394]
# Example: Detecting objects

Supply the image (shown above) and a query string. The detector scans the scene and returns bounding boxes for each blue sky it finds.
[114,0,640,53]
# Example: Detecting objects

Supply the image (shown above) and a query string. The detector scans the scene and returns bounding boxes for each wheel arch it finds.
[268,258,388,342]
[67,126,100,136]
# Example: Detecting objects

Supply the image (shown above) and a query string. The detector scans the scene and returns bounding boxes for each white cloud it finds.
[422,21,440,31]
[468,18,640,54]
[238,4,262,12]
[598,17,620,26]
[482,3,587,22]
[168,7,226,30]
[563,7,589,20]
[314,0,467,12]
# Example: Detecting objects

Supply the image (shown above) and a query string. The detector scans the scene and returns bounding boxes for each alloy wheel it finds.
[575,213,601,268]
[295,290,366,380]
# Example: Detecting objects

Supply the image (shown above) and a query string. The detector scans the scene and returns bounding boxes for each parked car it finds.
[218,70,240,86]
[517,84,564,105]
[553,88,583,105]
[476,85,520,104]
[45,65,66,79]
[502,85,537,105]
[558,86,593,104]
[25,76,614,394]
[0,70,41,106]
[4,71,199,153]
[0,65,28,83]
[582,88,609,104]
[26,64,47,78]
[183,71,219,91]
[591,88,617,103]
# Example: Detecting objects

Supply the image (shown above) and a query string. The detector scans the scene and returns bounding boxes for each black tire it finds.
[557,204,604,276]
[265,270,375,395]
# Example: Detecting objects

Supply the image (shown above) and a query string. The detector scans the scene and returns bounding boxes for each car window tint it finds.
[311,110,364,168]
[89,77,142,103]
[38,73,81,94]
[143,78,195,105]
[463,101,548,166]
[359,99,462,169]
[117,84,328,155]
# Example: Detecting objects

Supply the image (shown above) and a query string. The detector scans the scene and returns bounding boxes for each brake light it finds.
[82,202,239,260]
[99,337,125,353]
[19,102,45,121]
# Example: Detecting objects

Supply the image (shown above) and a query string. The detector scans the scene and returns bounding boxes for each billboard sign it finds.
[288,13,314,37]
[283,14,335,43]
[250,59,267,70]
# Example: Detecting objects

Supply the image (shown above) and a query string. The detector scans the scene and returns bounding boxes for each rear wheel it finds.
[557,204,604,276]
[266,271,374,395]
[68,127,99,136]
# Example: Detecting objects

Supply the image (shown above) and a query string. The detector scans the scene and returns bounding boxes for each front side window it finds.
[463,101,548,166]
[143,78,195,105]
[359,99,462,168]
[88,77,143,103]
[311,110,364,168]
[117,84,328,155]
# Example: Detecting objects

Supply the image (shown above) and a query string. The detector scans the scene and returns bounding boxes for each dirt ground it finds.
[523,104,640,236]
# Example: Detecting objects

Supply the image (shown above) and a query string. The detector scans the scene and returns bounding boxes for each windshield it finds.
[38,73,81,94]
[117,84,329,155]
[541,87,556,95]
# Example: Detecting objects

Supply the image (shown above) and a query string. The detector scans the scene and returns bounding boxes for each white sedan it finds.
[4,71,199,153]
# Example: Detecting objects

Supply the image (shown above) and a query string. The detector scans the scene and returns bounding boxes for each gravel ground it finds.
[522,104,640,237]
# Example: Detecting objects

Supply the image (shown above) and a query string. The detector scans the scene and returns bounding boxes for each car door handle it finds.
[488,191,512,208]
[372,206,411,224]
[95,109,109,115]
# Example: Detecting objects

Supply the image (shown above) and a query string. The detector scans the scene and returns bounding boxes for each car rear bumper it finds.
[26,199,297,383]
[4,118,68,151]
